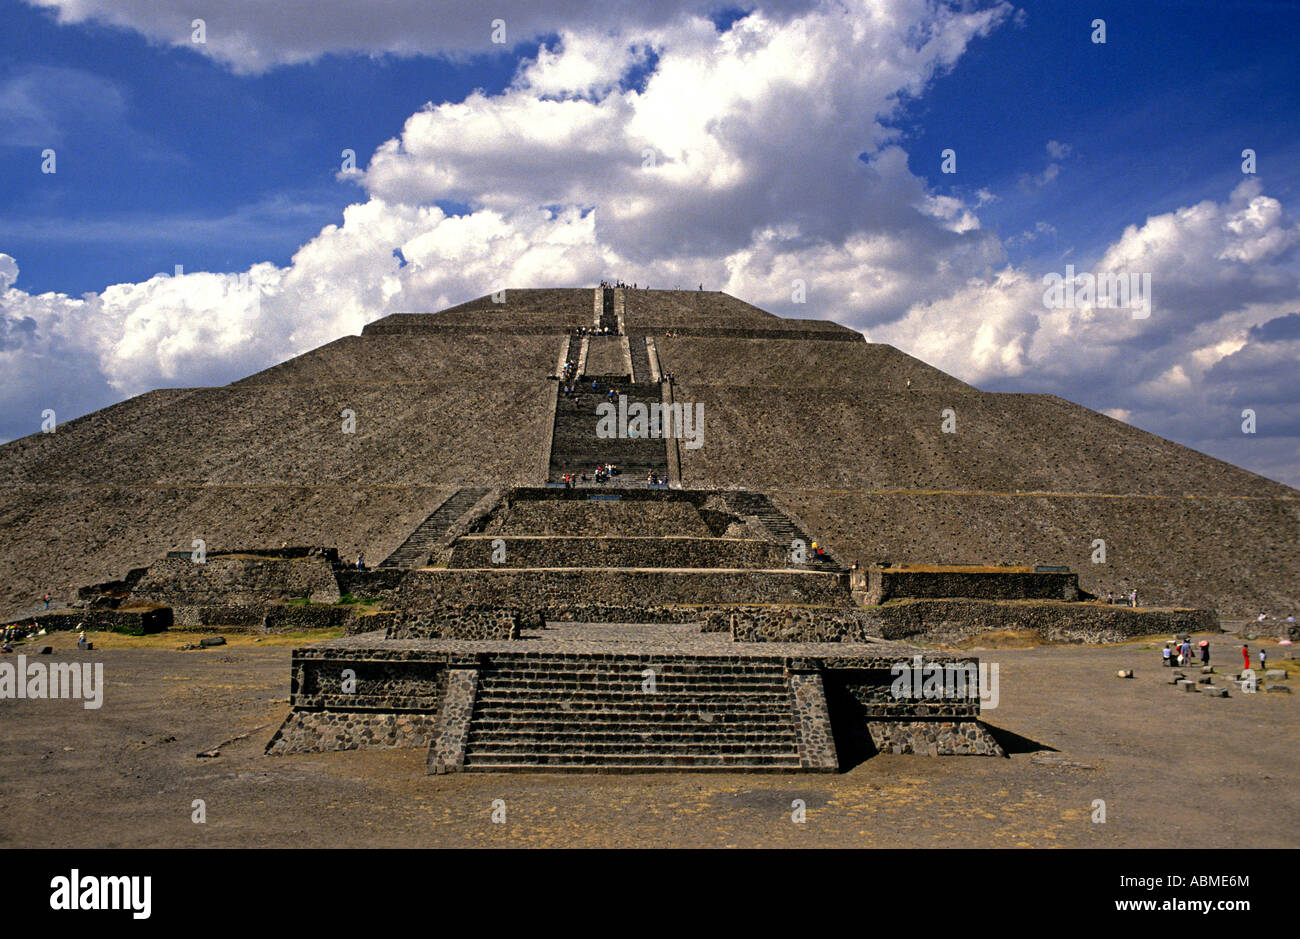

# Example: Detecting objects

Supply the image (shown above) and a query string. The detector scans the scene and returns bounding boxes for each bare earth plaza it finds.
[1,287,1295,849]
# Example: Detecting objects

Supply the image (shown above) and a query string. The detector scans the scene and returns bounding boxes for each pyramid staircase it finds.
[599,286,618,332]
[378,487,489,569]
[723,492,846,571]
[548,379,669,483]
[628,334,654,384]
[461,652,805,771]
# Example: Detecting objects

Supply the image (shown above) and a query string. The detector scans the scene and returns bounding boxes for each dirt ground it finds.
[1,627,1295,849]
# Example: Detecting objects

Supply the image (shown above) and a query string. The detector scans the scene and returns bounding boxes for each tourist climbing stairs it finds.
[462,652,804,771]
[378,488,489,569]
[723,492,845,570]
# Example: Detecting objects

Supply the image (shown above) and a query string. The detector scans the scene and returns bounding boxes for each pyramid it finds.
[1,285,1295,620]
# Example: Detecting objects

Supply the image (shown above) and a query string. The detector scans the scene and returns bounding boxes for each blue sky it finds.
[1,0,1298,486]
[4,0,1297,295]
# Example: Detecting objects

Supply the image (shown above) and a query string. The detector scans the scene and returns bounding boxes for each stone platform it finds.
[266,625,1004,771]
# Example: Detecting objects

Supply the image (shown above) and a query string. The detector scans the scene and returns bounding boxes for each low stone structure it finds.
[390,566,852,612]
[267,635,993,768]
[853,565,1080,604]
[385,607,523,640]
[865,721,1004,756]
[129,550,342,608]
[30,605,172,635]
[861,598,1218,645]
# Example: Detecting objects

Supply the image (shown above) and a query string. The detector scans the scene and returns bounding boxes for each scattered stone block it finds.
[198,636,227,647]
[1169,672,1187,684]
[1201,666,1215,674]
[1202,686,1228,697]
[1176,680,1197,692]
[1116,669,1133,678]
[1264,669,1286,680]
[1197,675,1212,684]
[1265,684,1292,694]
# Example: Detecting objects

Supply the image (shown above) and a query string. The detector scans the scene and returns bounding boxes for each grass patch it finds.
[953,629,1049,650]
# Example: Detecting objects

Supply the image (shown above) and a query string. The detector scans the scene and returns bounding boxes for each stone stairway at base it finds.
[378,487,489,569]
[461,652,804,771]
[548,379,669,484]
[723,491,846,571]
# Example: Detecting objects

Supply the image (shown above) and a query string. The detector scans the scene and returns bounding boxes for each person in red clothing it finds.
[1241,644,1250,671]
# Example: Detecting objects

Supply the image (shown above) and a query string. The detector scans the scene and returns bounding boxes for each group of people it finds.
[1106,589,1140,607]
[1162,637,1208,667]
[2,621,45,653]
[4,622,36,642]
[599,280,651,290]
[561,463,621,487]
[1162,639,1273,673]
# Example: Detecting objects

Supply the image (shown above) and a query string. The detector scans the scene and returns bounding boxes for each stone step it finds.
[467,741,799,757]
[464,764,802,773]
[473,695,793,709]
[467,730,798,746]
[469,715,796,732]
[483,655,788,668]
[473,692,793,707]
[379,487,489,569]
[482,664,787,678]
[479,680,788,695]
[485,660,787,670]
[463,752,803,769]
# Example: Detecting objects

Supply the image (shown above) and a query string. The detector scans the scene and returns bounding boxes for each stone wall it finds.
[267,647,461,754]
[265,711,441,754]
[171,605,264,628]
[703,597,1218,645]
[825,665,982,719]
[385,607,523,640]
[865,721,1004,756]
[705,605,877,641]
[335,568,407,598]
[447,535,790,570]
[259,604,355,633]
[169,601,370,632]
[857,567,1080,603]
[391,567,851,611]
[31,606,172,635]
[863,598,1219,645]
[130,553,342,607]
